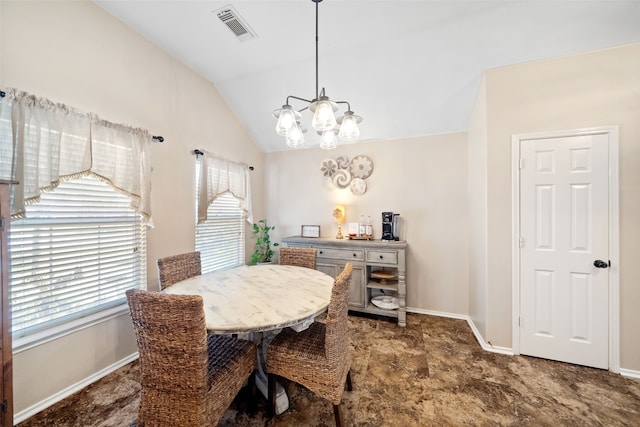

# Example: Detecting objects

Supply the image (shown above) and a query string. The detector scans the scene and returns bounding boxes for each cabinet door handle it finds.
[353,253,357,257]
[379,255,384,259]
[319,250,323,255]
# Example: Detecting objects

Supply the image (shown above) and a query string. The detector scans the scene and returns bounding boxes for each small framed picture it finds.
[301,225,321,238]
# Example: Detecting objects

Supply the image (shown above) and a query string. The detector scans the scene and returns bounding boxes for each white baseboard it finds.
[464,315,514,355]
[14,352,139,424]
[407,306,468,320]
[407,307,512,356]
[620,368,640,379]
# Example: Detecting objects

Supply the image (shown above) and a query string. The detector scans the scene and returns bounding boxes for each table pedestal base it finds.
[254,331,289,415]
[255,371,289,415]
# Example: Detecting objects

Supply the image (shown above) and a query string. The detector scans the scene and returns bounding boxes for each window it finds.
[9,175,146,341]
[195,160,246,273]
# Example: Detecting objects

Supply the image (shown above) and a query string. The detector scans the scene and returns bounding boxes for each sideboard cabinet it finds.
[281,237,407,327]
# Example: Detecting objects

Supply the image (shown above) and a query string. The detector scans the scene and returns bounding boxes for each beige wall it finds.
[264,134,469,315]
[478,42,640,369]
[467,74,488,338]
[1,0,263,416]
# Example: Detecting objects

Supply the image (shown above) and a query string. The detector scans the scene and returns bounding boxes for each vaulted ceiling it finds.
[94,1,640,152]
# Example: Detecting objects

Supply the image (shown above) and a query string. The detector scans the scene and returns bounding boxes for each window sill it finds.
[12,304,130,354]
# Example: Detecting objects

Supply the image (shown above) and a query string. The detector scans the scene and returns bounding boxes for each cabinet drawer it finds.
[317,247,364,261]
[366,250,398,264]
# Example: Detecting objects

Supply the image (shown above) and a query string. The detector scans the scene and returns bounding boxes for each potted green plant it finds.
[249,219,279,265]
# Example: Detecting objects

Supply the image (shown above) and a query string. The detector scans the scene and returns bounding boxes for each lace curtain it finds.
[0,88,153,223]
[197,152,253,225]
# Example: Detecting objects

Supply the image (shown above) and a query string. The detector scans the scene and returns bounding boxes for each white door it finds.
[519,133,609,369]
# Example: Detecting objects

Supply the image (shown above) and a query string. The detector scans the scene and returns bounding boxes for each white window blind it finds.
[9,175,146,337]
[195,159,245,273]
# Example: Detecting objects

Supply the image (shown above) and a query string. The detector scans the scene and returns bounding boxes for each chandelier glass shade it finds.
[274,105,301,136]
[285,122,305,148]
[310,97,338,132]
[319,129,338,150]
[337,111,362,141]
[273,0,362,149]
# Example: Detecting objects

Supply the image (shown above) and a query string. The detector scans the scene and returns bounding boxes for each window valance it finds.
[0,88,153,224]
[197,151,253,225]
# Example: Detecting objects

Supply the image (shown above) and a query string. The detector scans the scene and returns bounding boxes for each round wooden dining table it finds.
[162,264,334,334]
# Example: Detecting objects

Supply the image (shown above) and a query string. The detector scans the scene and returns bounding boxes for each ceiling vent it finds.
[215,5,258,42]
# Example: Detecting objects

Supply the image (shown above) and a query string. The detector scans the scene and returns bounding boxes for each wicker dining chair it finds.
[266,263,353,427]
[157,251,202,290]
[279,247,317,269]
[126,289,256,427]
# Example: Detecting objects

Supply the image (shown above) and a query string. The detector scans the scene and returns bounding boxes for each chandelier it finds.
[272,0,362,149]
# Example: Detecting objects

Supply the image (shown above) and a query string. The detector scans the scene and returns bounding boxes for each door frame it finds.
[511,126,620,372]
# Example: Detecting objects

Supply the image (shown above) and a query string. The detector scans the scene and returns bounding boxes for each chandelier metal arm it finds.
[286,95,352,113]
[286,95,315,105]
[284,95,313,113]
[334,101,352,111]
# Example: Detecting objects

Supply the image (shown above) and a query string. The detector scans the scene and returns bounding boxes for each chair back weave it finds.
[325,263,353,364]
[157,251,202,289]
[126,289,210,424]
[279,247,317,269]
[265,263,353,422]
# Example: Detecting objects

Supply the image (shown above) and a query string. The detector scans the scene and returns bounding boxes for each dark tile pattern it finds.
[18,314,640,426]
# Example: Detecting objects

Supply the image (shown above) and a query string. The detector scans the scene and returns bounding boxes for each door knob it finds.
[593,260,609,269]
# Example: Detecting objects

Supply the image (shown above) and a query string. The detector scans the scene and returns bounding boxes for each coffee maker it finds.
[381,212,400,241]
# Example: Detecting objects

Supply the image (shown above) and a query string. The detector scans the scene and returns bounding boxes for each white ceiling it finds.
[93,0,640,152]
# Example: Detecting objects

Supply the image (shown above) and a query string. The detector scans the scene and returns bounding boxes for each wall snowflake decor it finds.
[319,155,374,196]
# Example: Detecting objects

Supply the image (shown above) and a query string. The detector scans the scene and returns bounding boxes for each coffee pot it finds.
[381,212,400,241]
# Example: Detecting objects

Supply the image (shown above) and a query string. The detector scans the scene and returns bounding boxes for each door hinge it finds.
[518,317,522,327]
[519,237,524,248]
[0,399,7,413]
[519,158,524,169]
